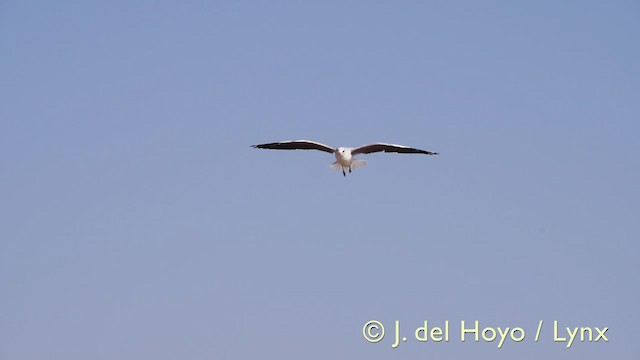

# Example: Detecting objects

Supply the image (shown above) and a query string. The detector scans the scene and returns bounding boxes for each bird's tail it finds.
[350,159,366,169]
[329,160,367,171]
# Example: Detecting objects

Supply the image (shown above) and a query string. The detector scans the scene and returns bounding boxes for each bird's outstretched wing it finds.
[251,140,335,153]
[351,143,439,156]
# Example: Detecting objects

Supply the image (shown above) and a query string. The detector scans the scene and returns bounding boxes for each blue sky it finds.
[1,1,638,358]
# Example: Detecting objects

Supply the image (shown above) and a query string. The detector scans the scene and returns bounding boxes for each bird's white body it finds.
[252,140,438,176]
[330,147,366,175]
[335,147,352,167]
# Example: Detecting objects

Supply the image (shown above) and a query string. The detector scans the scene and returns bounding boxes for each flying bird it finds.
[251,140,438,176]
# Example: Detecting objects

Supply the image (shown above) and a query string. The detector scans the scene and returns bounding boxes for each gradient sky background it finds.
[1,1,639,359]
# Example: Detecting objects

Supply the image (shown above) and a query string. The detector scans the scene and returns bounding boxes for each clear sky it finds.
[1,1,638,359]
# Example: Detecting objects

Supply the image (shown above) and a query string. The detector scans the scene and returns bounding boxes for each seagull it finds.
[251,140,438,176]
